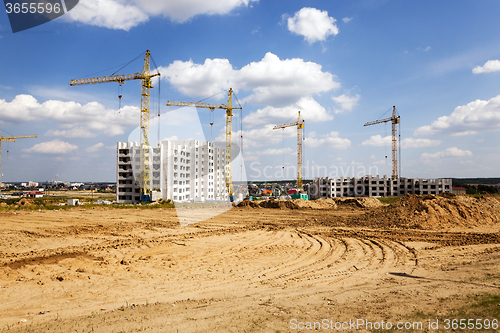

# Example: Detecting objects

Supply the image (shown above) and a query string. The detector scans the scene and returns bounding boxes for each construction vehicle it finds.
[69,50,160,202]
[166,88,242,199]
[0,130,37,187]
[364,106,400,179]
[273,111,306,198]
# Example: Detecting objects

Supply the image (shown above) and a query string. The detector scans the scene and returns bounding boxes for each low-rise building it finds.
[310,176,452,199]
[452,186,467,194]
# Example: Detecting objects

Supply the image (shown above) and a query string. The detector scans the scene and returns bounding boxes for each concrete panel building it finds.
[310,176,452,199]
[117,140,227,203]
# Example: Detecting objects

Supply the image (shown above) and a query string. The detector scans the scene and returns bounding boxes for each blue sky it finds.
[0,0,500,183]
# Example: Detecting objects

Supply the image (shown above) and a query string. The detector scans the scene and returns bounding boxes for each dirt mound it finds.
[17,198,35,206]
[241,198,338,210]
[369,193,500,230]
[334,197,383,208]
[237,200,261,208]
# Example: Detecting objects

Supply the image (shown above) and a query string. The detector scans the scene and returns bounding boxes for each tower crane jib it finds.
[70,50,160,202]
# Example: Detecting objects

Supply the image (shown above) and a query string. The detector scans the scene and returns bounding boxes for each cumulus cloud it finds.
[46,127,97,138]
[86,142,105,153]
[66,0,148,30]
[243,97,333,127]
[161,58,234,98]
[472,60,500,74]
[216,125,292,148]
[162,52,340,107]
[286,7,338,43]
[0,95,138,137]
[23,139,78,154]
[362,135,441,148]
[305,131,351,149]
[163,53,339,129]
[257,148,293,156]
[332,94,360,113]
[342,17,352,23]
[414,95,500,136]
[400,137,441,149]
[67,0,257,30]
[421,147,472,159]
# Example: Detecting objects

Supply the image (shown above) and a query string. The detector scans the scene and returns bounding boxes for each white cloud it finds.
[361,135,390,147]
[136,0,257,23]
[216,125,292,148]
[472,60,500,74]
[161,58,234,98]
[421,147,472,159]
[67,0,149,31]
[86,142,105,153]
[362,135,441,148]
[243,97,333,127]
[342,17,352,23]
[67,0,257,30]
[400,137,441,148]
[46,127,96,138]
[0,95,138,137]
[286,7,339,43]
[305,131,351,149]
[414,95,500,136]
[23,140,78,154]
[332,94,360,113]
[162,52,340,107]
[257,148,293,156]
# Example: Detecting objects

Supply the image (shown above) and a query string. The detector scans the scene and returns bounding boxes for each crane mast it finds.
[70,50,160,201]
[166,88,242,197]
[0,130,37,186]
[364,106,400,179]
[273,111,304,192]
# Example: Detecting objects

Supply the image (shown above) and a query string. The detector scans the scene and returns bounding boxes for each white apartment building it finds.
[117,140,227,203]
[310,176,452,199]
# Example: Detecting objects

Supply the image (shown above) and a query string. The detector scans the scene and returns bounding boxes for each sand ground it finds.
[1,196,500,332]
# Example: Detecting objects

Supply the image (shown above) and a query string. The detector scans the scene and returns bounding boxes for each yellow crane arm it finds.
[166,100,242,110]
[273,121,299,130]
[0,134,37,142]
[363,116,394,126]
[69,72,159,86]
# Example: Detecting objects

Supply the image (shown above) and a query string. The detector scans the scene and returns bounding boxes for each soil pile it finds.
[334,197,383,209]
[238,198,338,209]
[369,194,500,230]
[237,200,261,208]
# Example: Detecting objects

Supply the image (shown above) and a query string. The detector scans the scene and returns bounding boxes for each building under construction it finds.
[117,140,227,203]
[310,176,452,199]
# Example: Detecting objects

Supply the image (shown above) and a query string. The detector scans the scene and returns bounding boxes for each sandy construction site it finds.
[1,194,500,332]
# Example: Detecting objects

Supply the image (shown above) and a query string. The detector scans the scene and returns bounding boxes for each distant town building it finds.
[452,186,467,194]
[310,176,452,199]
[27,181,39,188]
[117,140,227,203]
[27,190,43,198]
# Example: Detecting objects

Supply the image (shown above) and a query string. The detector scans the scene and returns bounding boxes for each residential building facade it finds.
[310,176,452,199]
[117,140,227,203]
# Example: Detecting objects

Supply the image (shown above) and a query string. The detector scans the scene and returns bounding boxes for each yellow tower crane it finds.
[166,88,242,198]
[0,130,37,186]
[364,106,400,179]
[69,50,160,201]
[273,111,304,192]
